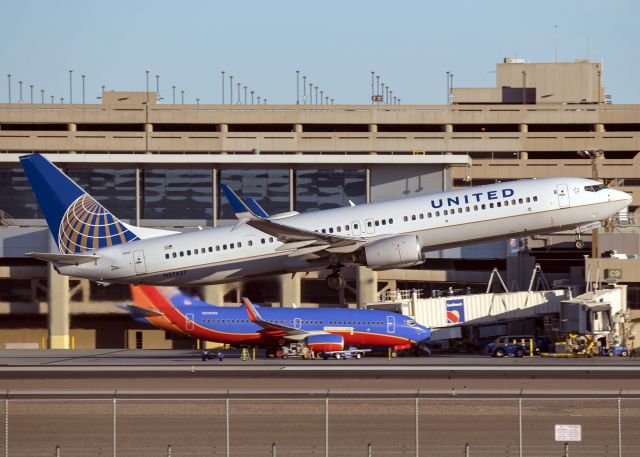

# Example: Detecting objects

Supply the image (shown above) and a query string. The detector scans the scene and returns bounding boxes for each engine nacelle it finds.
[306,334,344,352]
[362,234,423,269]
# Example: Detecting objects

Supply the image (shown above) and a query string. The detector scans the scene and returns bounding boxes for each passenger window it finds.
[269,237,274,242]
[165,254,169,259]
[230,243,234,249]
[248,240,253,246]
[444,209,448,215]
[489,203,494,208]
[435,211,440,217]
[337,226,341,232]
[216,246,220,251]
[389,219,393,224]
[223,245,227,250]
[374,220,379,226]
[411,215,416,221]
[533,196,538,202]
[526,197,531,203]
[238,242,242,248]
[329,227,334,233]
[473,205,478,211]
[519,198,524,204]
[504,201,509,206]
[187,250,191,255]
[496,202,501,207]
[354,223,359,229]
[457,208,462,213]
[321,229,326,233]
[428,212,432,218]
[481,204,486,210]
[404,216,408,222]
[208,247,213,252]
[172,252,177,258]
[345,225,350,230]
[511,199,516,205]
[367,221,372,227]
[465,207,470,212]
[381,220,386,225]
[194,249,198,254]
[419,214,424,219]
[261,238,266,244]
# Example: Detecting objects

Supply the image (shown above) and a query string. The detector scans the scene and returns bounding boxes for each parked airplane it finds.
[21,153,631,290]
[127,285,431,355]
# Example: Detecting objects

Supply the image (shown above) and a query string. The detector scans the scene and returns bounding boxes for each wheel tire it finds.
[515,348,524,358]
[390,350,398,358]
[325,273,344,291]
[335,353,341,360]
[495,348,506,358]
[575,239,584,249]
[608,351,614,357]
[355,353,362,359]
[622,351,629,357]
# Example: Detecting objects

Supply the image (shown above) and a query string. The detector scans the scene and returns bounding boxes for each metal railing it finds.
[3,390,639,456]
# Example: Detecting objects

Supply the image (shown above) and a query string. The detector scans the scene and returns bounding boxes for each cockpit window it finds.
[584,184,607,192]
[405,319,417,326]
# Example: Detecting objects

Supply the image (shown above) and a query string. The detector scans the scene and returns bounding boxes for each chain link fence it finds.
[2,390,640,456]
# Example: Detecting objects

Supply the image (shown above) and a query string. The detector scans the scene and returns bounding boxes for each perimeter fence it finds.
[2,389,640,456]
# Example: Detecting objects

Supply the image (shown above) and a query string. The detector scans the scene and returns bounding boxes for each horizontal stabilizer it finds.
[27,252,99,265]
[119,304,165,318]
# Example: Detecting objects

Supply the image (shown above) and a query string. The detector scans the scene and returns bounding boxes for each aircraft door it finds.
[364,219,375,234]
[556,184,570,208]
[133,250,147,274]
[351,221,361,236]
[386,315,396,334]
[185,313,195,333]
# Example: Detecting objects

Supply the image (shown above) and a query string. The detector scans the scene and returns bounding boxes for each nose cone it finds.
[416,324,432,342]
[613,189,633,208]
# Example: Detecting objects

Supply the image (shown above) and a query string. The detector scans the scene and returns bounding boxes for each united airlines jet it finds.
[20,153,631,290]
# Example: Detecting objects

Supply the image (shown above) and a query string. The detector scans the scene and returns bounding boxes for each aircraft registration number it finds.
[163,270,187,278]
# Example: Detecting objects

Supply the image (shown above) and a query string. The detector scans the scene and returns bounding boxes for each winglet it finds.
[220,184,261,220]
[245,197,270,218]
[241,296,263,323]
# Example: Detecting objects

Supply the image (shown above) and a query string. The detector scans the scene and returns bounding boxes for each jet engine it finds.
[306,334,344,352]
[361,234,424,269]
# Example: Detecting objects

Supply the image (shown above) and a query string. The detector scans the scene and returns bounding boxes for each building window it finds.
[295,169,366,212]
[219,168,289,219]
[142,168,212,221]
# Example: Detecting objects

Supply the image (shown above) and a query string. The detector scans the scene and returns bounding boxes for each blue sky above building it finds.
[1,0,638,104]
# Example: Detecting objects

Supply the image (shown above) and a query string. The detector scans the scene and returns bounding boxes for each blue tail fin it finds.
[20,153,140,254]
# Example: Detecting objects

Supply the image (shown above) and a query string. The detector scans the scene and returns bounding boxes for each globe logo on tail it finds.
[58,194,139,254]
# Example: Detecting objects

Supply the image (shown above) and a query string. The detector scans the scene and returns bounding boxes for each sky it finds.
[1,0,639,105]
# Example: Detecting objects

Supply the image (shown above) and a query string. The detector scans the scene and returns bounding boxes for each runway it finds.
[2,350,640,456]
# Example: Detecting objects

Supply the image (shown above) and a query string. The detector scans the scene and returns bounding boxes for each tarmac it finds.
[2,350,640,456]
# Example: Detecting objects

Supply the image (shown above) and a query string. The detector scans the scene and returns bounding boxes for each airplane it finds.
[127,285,432,356]
[20,153,632,290]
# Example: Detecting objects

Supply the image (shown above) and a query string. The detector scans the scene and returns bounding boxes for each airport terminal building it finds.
[1,59,639,348]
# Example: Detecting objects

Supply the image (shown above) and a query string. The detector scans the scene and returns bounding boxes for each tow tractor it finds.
[322,347,372,360]
[277,342,371,360]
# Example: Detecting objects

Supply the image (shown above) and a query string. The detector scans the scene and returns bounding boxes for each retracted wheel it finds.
[574,239,584,249]
[325,272,344,290]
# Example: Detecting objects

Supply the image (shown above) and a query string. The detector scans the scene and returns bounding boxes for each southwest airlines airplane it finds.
[20,153,631,290]
[127,285,431,355]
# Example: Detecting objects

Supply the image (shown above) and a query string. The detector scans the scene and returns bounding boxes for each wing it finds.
[242,297,332,340]
[221,183,366,254]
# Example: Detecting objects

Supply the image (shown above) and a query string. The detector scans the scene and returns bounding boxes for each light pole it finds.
[6,74,10,103]
[172,85,176,104]
[60,97,64,104]
[50,95,54,104]
[18,81,23,103]
[29,84,33,104]
[389,90,393,106]
[155,74,160,100]
[296,70,300,104]
[145,70,149,105]
[315,86,318,105]
[181,90,184,104]
[101,85,105,94]
[449,73,453,104]
[40,89,44,104]
[376,75,380,103]
[251,90,254,104]
[381,83,385,104]
[236,82,240,104]
[302,76,307,104]
[81,75,85,104]
[521,70,527,104]
[446,71,450,105]
[257,96,261,104]
[69,70,73,103]
[196,98,200,106]
[221,71,225,104]
[371,71,375,104]
[309,83,312,104]
[244,86,247,104]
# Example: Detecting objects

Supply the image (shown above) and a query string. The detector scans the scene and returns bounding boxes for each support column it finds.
[294,123,303,133]
[279,274,301,307]
[519,124,528,160]
[47,263,70,349]
[356,266,378,307]
[444,124,453,133]
[368,124,378,133]
[218,123,229,133]
[594,123,605,133]
[201,285,226,306]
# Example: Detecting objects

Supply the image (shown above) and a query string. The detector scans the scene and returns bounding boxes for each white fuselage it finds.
[57,177,631,285]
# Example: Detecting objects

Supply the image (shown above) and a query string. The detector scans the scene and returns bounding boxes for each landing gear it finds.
[325,264,344,291]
